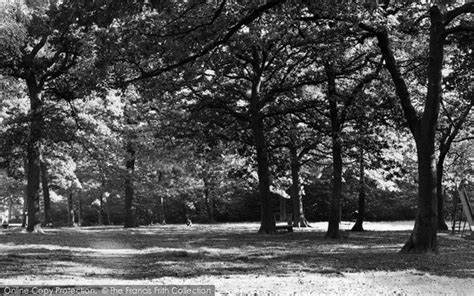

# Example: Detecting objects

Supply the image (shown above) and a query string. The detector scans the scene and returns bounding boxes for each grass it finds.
[0,222,472,294]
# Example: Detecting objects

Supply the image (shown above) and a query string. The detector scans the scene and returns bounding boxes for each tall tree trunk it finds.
[25,79,42,232]
[98,193,103,225]
[22,175,27,228]
[436,159,449,230]
[158,196,166,224]
[290,145,309,227]
[98,178,106,225]
[326,64,341,239]
[67,191,74,226]
[155,172,166,224]
[401,7,445,253]
[327,136,343,238]
[8,195,13,223]
[252,116,276,234]
[203,176,216,223]
[279,196,287,222]
[40,160,52,225]
[77,194,83,226]
[124,139,136,228]
[106,196,111,225]
[352,148,366,232]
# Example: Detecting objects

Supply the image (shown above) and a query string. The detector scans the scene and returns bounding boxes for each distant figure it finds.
[186,217,192,227]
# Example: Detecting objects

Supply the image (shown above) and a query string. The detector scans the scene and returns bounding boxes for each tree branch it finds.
[453,136,474,143]
[340,58,383,124]
[126,0,286,84]
[442,103,473,155]
[359,23,420,136]
[29,35,48,59]
[444,24,474,37]
[444,2,474,26]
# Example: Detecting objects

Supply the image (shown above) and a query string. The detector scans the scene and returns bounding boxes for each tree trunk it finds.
[106,196,111,225]
[401,140,438,253]
[436,160,449,230]
[124,139,136,228]
[158,196,166,224]
[22,181,27,228]
[352,148,366,232]
[25,79,42,232]
[77,194,83,226]
[40,160,52,225]
[279,196,287,222]
[203,177,216,223]
[98,192,103,225]
[98,178,106,225]
[252,116,275,234]
[67,191,74,226]
[327,136,343,238]
[326,64,341,239]
[290,145,309,227]
[401,7,445,253]
[8,195,13,223]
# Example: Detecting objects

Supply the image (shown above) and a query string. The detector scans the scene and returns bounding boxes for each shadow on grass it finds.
[0,225,472,280]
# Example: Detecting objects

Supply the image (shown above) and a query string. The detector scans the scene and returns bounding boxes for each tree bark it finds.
[253,118,276,234]
[124,139,136,228]
[352,148,366,232]
[290,145,309,227]
[436,159,449,230]
[77,194,83,226]
[106,195,111,225]
[279,196,287,222]
[158,196,166,224]
[203,176,216,223]
[326,64,341,239]
[40,160,52,225]
[401,140,438,253]
[67,191,74,226]
[25,78,42,232]
[98,192,104,225]
[98,178,106,225]
[22,167,27,228]
[7,195,13,223]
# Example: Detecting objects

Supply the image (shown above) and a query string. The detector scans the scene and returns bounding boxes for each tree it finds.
[268,114,324,227]
[323,61,380,238]
[187,7,320,233]
[0,1,102,231]
[358,1,474,252]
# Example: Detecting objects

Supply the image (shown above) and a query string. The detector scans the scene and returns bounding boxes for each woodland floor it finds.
[0,221,473,295]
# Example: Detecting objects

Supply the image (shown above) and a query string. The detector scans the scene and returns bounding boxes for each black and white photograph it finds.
[0,0,473,295]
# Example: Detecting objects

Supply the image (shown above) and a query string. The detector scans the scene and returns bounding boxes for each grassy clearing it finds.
[0,222,472,294]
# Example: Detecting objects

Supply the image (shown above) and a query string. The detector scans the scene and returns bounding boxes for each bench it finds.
[275,223,293,232]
